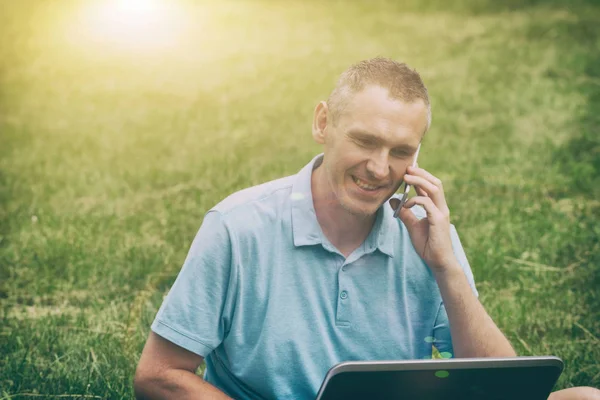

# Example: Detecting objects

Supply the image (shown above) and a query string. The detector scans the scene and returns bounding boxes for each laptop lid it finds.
[315,356,563,400]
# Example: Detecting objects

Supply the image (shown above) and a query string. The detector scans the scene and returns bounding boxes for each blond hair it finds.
[327,57,431,132]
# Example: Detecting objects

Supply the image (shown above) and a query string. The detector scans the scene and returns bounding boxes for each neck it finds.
[311,164,377,255]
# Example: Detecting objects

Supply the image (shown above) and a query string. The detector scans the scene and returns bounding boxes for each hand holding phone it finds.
[392,143,421,218]
[389,144,458,272]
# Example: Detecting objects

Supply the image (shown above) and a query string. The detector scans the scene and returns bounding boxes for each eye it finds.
[391,149,411,158]
[355,138,376,148]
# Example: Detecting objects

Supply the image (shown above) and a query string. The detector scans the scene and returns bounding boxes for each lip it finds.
[351,175,387,197]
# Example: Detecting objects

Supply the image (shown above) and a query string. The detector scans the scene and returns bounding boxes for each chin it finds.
[339,200,379,218]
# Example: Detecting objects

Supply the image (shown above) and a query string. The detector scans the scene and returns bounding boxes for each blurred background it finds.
[1,0,599,398]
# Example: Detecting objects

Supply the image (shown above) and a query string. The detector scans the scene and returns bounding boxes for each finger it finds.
[412,180,429,198]
[408,166,443,189]
[404,172,449,215]
[403,174,443,203]
[403,196,446,224]
[397,202,420,227]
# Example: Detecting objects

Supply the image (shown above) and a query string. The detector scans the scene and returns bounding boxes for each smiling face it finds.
[312,85,429,217]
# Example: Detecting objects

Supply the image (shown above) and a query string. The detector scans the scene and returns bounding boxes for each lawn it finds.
[1,0,599,398]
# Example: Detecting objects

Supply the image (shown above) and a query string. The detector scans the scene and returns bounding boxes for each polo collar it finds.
[290,154,395,257]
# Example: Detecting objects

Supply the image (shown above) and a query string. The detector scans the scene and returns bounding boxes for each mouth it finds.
[351,175,387,194]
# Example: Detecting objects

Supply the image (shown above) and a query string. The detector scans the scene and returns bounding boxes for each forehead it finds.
[336,85,428,143]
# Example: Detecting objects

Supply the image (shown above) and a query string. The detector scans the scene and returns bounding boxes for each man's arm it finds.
[397,164,515,358]
[136,210,237,398]
[134,332,233,400]
[433,264,516,358]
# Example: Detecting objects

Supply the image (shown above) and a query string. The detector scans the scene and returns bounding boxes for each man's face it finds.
[317,85,429,217]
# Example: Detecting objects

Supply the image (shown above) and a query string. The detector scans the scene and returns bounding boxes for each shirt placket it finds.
[335,258,352,327]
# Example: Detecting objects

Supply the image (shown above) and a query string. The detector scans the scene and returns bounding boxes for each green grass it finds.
[1,0,599,398]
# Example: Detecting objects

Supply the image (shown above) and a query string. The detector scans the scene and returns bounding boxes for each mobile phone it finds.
[392,143,421,218]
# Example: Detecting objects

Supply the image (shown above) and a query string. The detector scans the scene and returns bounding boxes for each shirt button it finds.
[340,291,348,299]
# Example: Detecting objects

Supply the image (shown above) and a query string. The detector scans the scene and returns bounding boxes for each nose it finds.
[366,150,390,180]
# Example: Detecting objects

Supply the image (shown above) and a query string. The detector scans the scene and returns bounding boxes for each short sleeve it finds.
[151,210,236,357]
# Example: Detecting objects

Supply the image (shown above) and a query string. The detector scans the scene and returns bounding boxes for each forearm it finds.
[134,368,233,400]
[434,263,516,358]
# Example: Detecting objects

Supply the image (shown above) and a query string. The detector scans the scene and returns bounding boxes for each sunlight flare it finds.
[71,0,190,52]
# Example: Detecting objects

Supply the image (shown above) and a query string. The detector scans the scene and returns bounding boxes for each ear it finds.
[311,101,329,145]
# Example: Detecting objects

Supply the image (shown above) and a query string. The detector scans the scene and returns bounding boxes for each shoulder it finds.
[209,174,295,227]
[212,175,294,215]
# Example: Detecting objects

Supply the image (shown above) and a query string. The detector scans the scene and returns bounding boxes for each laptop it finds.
[315,356,563,400]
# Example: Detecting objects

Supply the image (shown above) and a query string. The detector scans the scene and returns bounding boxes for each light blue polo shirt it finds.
[151,154,478,400]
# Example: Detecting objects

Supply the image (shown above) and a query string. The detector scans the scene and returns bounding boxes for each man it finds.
[134,58,599,400]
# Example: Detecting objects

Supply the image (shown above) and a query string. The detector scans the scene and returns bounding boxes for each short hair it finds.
[327,57,431,132]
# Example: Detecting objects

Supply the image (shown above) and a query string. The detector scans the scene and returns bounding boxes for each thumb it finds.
[389,199,419,227]
[398,204,420,229]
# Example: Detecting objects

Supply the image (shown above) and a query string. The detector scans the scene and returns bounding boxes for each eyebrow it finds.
[347,130,418,152]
